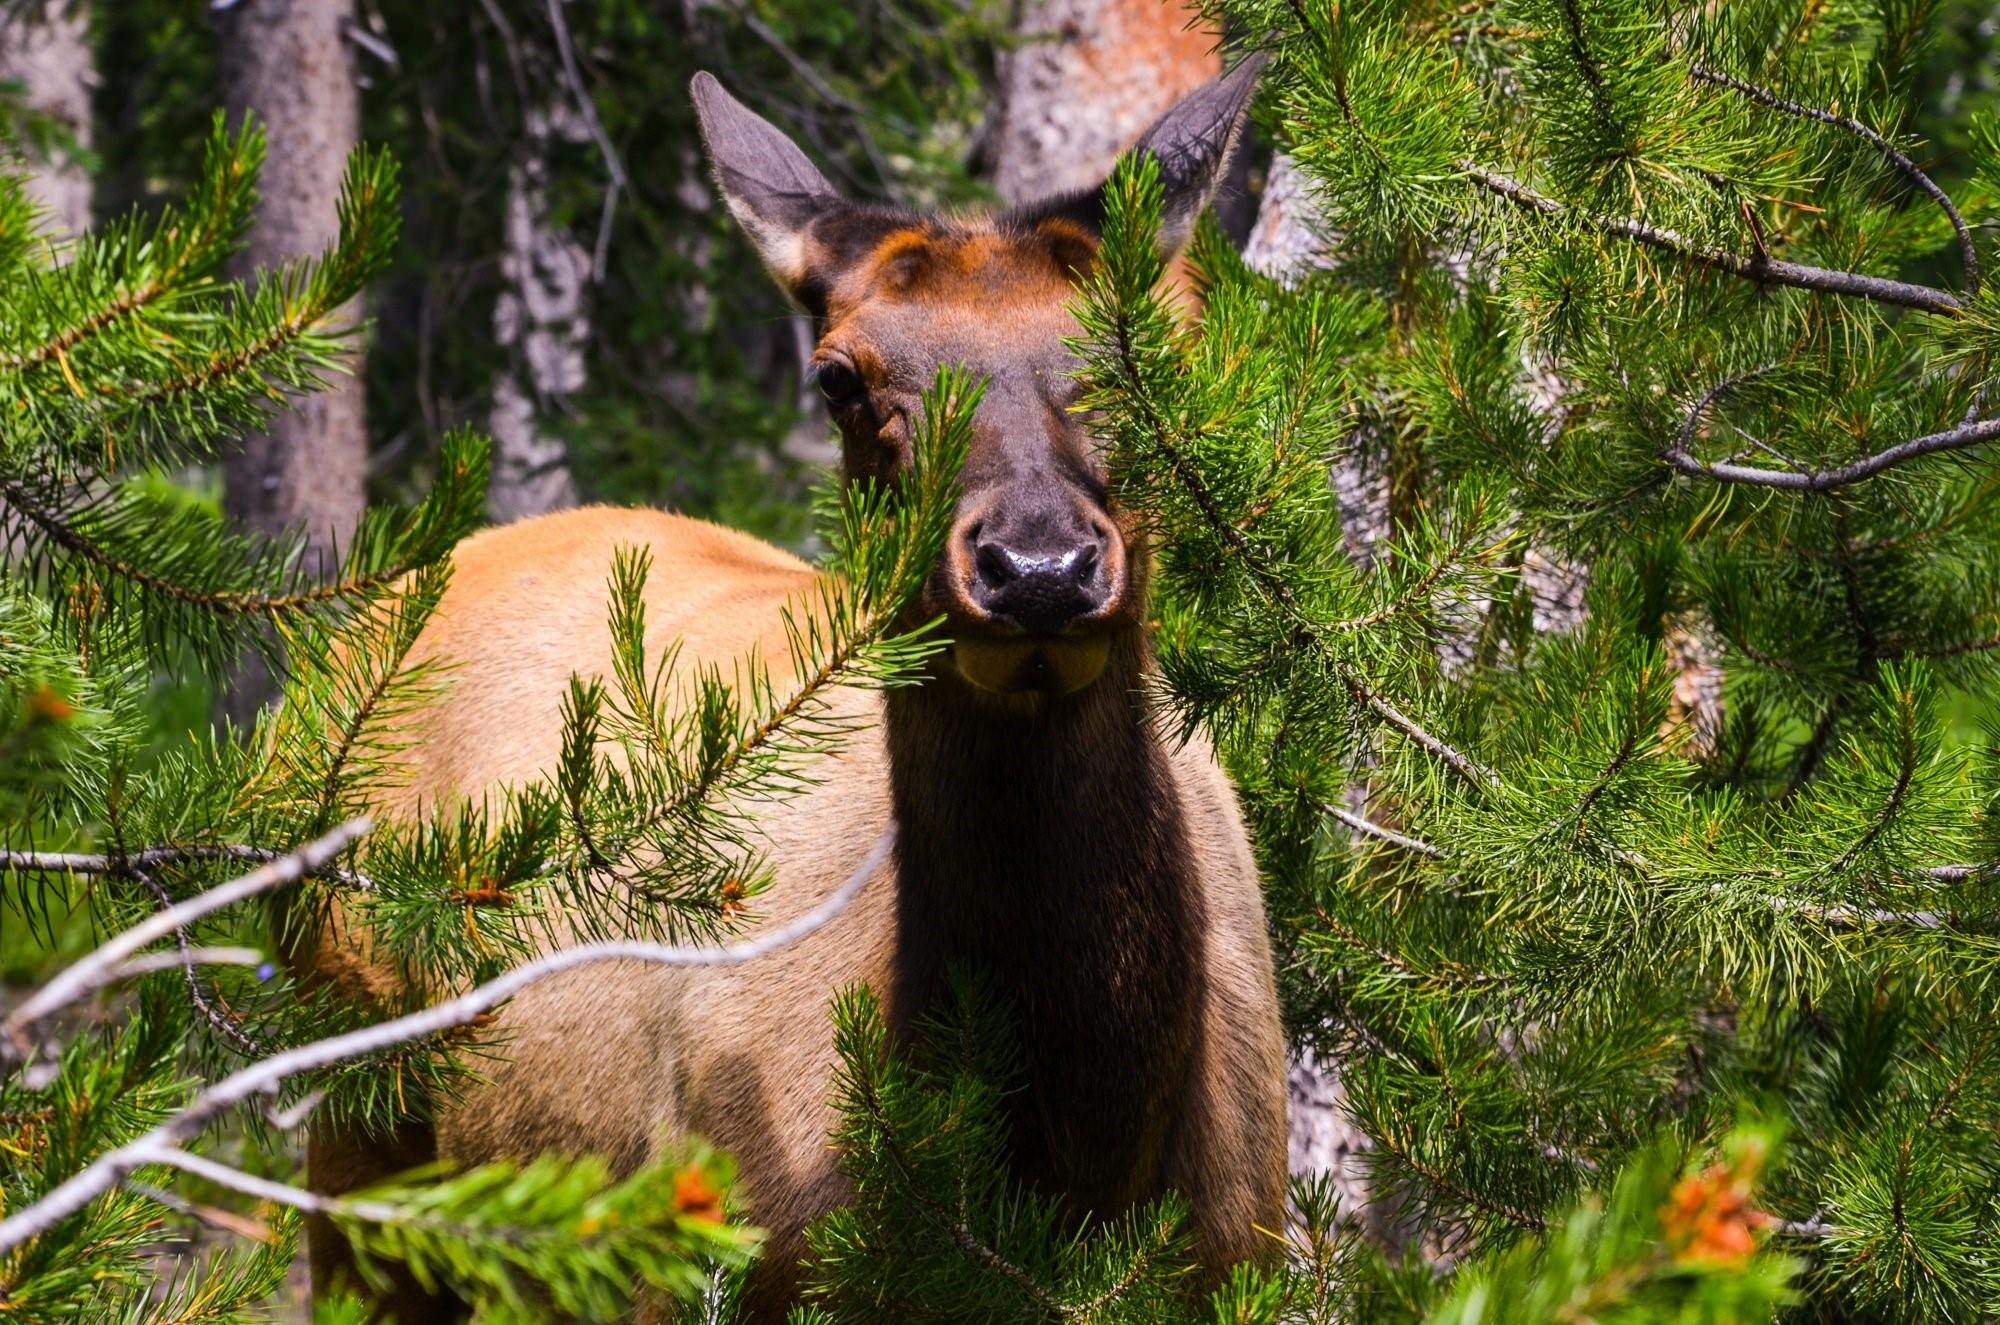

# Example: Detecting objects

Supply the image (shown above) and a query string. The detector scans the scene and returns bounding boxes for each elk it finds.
[306,61,1286,1321]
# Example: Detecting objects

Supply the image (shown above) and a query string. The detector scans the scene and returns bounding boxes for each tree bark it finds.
[214,0,366,721]
[984,0,1220,206]
[215,0,368,559]
[0,0,94,241]
[487,104,586,524]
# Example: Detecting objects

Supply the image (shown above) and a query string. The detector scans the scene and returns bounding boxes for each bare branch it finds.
[1464,166,1964,316]
[542,0,625,282]
[1665,371,2000,491]
[107,947,264,981]
[1,820,371,1053]
[1689,66,1979,295]
[0,841,374,890]
[0,821,895,1256]
[1326,803,1450,858]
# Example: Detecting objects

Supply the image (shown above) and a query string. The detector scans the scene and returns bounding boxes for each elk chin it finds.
[951,635,1112,698]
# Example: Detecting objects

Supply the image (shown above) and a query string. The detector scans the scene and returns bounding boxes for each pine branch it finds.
[1688,65,1979,294]
[0,822,893,1257]
[1464,166,1965,315]
[0,819,371,1061]
[0,118,263,374]
[1663,414,2000,491]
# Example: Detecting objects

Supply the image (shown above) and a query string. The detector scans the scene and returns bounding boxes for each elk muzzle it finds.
[943,494,1127,696]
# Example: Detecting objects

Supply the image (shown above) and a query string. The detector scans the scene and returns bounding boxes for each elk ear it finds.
[1016,56,1264,261]
[690,71,843,294]
[1132,54,1265,257]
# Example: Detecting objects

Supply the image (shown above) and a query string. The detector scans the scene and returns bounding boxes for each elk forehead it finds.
[816,218,1096,394]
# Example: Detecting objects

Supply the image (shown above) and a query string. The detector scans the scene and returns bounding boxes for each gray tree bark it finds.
[0,0,95,241]
[215,0,368,558]
[487,104,586,524]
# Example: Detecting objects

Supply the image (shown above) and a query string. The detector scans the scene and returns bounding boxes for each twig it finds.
[543,0,626,282]
[107,947,264,981]
[1689,66,1979,295]
[0,821,894,1256]
[129,867,270,1058]
[0,841,373,890]
[1,821,372,1054]
[1327,803,1449,858]
[1464,166,1964,316]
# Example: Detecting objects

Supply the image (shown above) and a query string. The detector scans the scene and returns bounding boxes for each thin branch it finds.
[1,820,371,1054]
[130,867,270,1058]
[0,842,373,890]
[1689,65,1979,294]
[1464,166,1965,316]
[107,947,264,981]
[1327,803,1449,858]
[1662,415,2000,491]
[0,821,894,1256]
[543,0,625,282]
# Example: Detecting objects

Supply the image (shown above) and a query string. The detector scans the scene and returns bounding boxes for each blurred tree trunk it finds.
[215,0,366,718]
[0,0,94,241]
[984,0,1219,205]
[487,104,586,524]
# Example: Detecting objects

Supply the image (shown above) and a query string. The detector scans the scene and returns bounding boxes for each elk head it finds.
[691,63,1259,701]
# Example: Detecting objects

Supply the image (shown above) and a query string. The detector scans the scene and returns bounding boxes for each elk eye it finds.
[814,363,867,409]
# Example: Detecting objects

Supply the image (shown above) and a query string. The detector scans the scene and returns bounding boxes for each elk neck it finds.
[881,626,1210,1212]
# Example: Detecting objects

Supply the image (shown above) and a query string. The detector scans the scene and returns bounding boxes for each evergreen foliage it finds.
[786,977,1799,1323]
[0,122,971,1318]
[1058,4,2000,1318]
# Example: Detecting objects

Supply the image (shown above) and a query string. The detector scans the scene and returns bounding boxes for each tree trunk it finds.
[215,0,368,559]
[214,0,366,720]
[487,104,586,524]
[984,0,1220,206]
[0,0,94,241]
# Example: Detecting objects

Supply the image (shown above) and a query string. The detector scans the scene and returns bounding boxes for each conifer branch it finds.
[1688,65,1979,294]
[0,841,373,889]
[1663,415,2000,491]
[0,477,426,616]
[1104,278,1499,789]
[1372,1126,1548,1232]
[0,820,371,1058]
[0,822,893,1257]
[0,121,260,373]
[1464,166,1965,315]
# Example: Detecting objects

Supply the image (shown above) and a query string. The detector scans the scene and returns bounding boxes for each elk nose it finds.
[971,537,1105,633]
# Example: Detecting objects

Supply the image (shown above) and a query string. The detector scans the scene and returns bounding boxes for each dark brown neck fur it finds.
[884,631,1208,1214]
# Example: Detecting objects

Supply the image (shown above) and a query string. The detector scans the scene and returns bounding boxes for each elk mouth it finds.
[950,632,1113,697]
